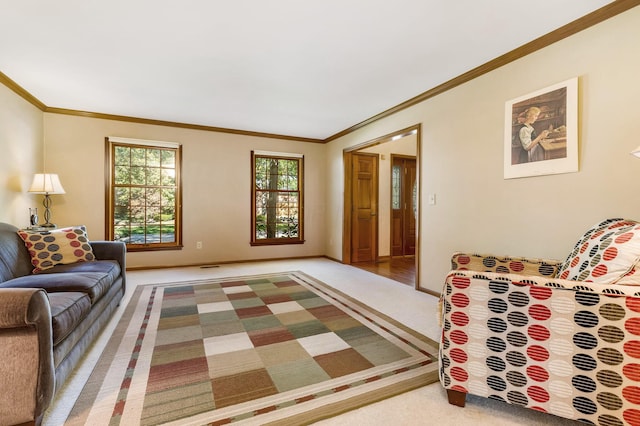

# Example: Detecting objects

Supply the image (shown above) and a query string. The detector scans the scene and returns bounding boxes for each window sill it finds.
[250,239,305,247]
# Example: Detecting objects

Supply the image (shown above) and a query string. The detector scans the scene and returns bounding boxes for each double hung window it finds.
[251,151,304,245]
[105,137,182,251]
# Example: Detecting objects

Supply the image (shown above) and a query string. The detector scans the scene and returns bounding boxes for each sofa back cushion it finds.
[556,218,640,284]
[0,223,34,283]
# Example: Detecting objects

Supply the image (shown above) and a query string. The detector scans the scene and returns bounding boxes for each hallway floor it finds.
[351,256,416,286]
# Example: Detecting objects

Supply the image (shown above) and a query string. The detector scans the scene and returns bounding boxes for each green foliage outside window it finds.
[108,141,181,250]
[252,153,303,245]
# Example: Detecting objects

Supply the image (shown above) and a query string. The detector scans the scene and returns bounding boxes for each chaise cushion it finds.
[556,218,640,284]
[17,226,95,273]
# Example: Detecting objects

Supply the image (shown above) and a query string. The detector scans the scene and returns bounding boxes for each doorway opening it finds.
[342,125,421,289]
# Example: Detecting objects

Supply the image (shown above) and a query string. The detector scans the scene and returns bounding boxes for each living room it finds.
[1,5,639,296]
[1,2,640,425]
[1,4,639,295]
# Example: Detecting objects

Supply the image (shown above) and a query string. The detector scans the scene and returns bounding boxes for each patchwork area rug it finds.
[65,271,439,425]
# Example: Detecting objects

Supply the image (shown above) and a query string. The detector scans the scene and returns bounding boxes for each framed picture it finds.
[504,77,578,179]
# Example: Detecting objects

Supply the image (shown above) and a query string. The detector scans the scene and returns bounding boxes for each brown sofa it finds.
[0,222,126,426]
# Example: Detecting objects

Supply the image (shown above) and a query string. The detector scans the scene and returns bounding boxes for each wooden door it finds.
[351,153,378,262]
[391,156,416,257]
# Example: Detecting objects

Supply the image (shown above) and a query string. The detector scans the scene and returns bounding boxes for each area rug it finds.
[65,271,439,425]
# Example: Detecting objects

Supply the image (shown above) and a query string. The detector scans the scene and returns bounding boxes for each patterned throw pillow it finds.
[17,226,95,273]
[556,218,640,284]
[616,266,640,285]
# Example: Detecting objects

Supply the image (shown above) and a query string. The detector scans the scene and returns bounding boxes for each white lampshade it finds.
[28,173,66,194]
[631,145,640,158]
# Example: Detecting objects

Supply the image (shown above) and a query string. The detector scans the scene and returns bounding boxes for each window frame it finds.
[105,137,183,252]
[251,150,304,246]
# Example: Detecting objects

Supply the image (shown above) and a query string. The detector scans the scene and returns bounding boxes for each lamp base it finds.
[25,226,47,232]
[41,195,57,229]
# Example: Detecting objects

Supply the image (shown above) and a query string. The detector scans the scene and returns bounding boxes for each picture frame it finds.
[504,77,578,179]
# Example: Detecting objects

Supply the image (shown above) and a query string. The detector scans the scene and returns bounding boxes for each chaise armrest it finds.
[0,288,54,425]
[450,252,562,278]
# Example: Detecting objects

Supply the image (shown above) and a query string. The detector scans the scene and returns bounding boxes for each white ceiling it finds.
[0,1,615,140]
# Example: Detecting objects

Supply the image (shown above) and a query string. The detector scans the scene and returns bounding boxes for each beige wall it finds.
[325,6,640,293]
[0,84,43,225]
[43,114,326,268]
[2,6,640,287]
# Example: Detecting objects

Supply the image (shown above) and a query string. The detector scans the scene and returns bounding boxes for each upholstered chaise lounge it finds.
[440,218,640,425]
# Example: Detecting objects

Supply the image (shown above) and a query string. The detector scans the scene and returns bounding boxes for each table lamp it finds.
[28,173,66,228]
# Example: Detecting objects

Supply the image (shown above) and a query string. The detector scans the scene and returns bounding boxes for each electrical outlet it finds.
[196,241,203,249]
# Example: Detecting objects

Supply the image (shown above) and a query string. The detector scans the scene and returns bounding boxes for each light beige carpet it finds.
[64,271,439,425]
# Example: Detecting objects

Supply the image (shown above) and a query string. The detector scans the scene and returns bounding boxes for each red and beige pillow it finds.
[556,218,640,284]
[17,225,95,273]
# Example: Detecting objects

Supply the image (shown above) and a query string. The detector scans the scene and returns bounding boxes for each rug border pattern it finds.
[66,271,439,425]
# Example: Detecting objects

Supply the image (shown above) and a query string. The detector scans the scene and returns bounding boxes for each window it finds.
[251,151,304,245]
[105,137,182,251]
[392,165,401,210]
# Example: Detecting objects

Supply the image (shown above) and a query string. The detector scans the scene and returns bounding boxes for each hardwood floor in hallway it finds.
[351,256,416,286]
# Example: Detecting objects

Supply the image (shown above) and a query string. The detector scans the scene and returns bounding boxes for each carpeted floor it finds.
[63,271,439,425]
[44,258,583,425]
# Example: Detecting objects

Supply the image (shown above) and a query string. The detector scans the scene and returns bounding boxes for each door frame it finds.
[342,124,422,289]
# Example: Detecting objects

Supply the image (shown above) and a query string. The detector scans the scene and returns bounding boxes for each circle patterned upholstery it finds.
[17,225,95,273]
[556,218,640,284]
[441,273,640,425]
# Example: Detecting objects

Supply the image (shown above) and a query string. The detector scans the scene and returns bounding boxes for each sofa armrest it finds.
[90,240,126,284]
[90,240,126,267]
[0,288,54,425]
[450,252,561,277]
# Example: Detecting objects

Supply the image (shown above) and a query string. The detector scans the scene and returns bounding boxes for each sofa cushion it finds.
[17,226,95,273]
[0,260,120,303]
[556,218,640,283]
[47,292,91,346]
[39,259,121,283]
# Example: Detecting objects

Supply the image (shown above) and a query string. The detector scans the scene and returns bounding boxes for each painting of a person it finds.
[517,106,549,163]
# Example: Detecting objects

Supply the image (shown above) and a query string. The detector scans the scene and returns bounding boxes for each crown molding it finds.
[0,72,323,144]
[0,71,46,110]
[43,107,324,143]
[323,0,640,142]
[2,0,638,145]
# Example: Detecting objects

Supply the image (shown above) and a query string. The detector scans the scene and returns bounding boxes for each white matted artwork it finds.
[504,77,578,179]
